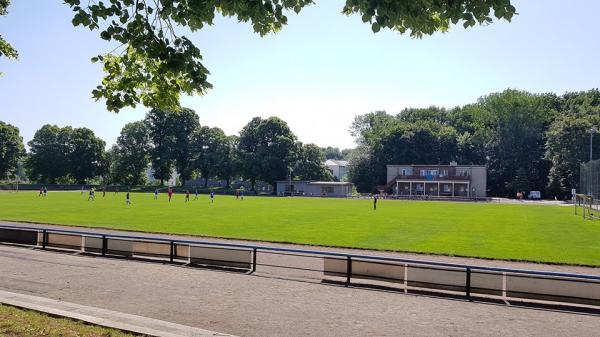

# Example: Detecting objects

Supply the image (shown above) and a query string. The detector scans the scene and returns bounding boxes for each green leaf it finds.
[372,22,381,33]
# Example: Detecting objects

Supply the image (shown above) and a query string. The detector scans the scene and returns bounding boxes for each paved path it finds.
[1,243,599,336]
[0,289,235,337]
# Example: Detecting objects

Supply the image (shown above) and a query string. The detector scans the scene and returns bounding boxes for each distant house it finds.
[275,180,353,197]
[325,159,348,181]
[145,167,178,187]
[385,162,487,198]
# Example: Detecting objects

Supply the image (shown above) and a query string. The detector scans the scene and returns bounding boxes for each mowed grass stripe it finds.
[0,191,598,266]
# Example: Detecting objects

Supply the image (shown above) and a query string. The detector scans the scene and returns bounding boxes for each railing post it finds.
[466,267,472,301]
[169,240,174,263]
[252,248,257,273]
[101,235,107,256]
[346,256,352,287]
[42,229,47,249]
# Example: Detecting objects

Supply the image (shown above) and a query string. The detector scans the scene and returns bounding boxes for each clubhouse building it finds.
[275,180,354,197]
[385,162,487,198]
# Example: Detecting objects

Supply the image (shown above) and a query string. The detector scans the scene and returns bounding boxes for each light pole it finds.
[288,166,292,196]
[590,127,597,162]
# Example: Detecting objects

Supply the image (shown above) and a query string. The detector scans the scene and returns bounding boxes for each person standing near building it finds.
[373,194,378,211]
[168,187,173,202]
[102,186,106,197]
[210,190,215,203]
[154,188,159,200]
[194,189,199,200]
[126,191,131,205]
[88,188,95,201]
[185,190,190,202]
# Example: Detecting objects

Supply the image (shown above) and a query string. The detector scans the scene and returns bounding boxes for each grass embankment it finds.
[0,304,142,337]
[0,191,598,265]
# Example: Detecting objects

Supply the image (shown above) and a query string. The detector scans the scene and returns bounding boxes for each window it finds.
[420,169,439,177]
[456,168,470,177]
[443,184,451,192]
[322,186,334,194]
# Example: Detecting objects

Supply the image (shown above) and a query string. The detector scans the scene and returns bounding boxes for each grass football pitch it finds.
[0,191,598,266]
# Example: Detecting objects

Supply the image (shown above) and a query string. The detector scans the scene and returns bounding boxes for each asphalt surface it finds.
[1,223,600,336]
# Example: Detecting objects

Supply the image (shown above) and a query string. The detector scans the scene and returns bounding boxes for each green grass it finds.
[0,191,599,266]
[0,304,143,337]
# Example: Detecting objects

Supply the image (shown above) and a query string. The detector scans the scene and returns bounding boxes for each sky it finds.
[1,0,600,150]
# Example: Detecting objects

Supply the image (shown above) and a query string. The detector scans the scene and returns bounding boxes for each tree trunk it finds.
[251,178,256,191]
[203,172,208,188]
[225,178,230,189]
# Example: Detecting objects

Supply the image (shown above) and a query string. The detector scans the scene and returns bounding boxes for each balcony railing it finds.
[396,175,470,181]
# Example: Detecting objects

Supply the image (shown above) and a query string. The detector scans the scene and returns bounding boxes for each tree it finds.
[0,0,514,112]
[324,146,343,160]
[69,127,108,183]
[545,90,600,196]
[145,107,199,186]
[26,125,71,183]
[0,1,18,75]
[215,135,240,188]
[511,168,530,193]
[110,121,150,185]
[295,143,332,181]
[26,125,107,183]
[347,145,378,193]
[145,108,176,185]
[479,90,556,197]
[238,117,297,191]
[0,120,24,180]
[171,108,200,185]
[191,126,229,187]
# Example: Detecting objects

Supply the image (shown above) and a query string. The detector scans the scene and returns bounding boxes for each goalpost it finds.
[574,194,599,220]
[0,181,19,192]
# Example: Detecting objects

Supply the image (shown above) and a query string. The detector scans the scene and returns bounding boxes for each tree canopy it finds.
[0,120,24,179]
[1,0,516,111]
[109,121,150,185]
[26,125,107,184]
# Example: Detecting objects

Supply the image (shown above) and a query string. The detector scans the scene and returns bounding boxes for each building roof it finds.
[275,180,353,186]
[325,159,348,167]
[387,164,486,168]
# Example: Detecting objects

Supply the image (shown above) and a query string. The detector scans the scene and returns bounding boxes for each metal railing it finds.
[1,224,600,307]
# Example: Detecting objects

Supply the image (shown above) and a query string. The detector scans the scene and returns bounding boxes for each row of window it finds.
[397,168,471,177]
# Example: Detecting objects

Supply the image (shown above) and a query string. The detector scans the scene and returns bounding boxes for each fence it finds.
[580,159,600,199]
[1,224,600,308]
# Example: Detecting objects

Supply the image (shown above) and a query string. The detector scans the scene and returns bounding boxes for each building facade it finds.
[275,180,353,197]
[386,163,487,198]
[325,160,348,181]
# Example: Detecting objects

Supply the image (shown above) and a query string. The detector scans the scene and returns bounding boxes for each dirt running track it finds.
[1,239,599,336]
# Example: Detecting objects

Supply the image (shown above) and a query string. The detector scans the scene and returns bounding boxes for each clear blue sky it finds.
[1,0,599,149]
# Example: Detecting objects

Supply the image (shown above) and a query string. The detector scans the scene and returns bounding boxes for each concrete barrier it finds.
[471,271,503,296]
[323,257,405,282]
[132,241,171,258]
[189,246,251,269]
[175,244,190,260]
[406,265,466,292]
[0,228,38,245]
[45,233,82,250]
[323,258,505,295]
[107,239,133,256]
[83,236,103,253]
[82,237,133,256]
[506,274,600,306]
